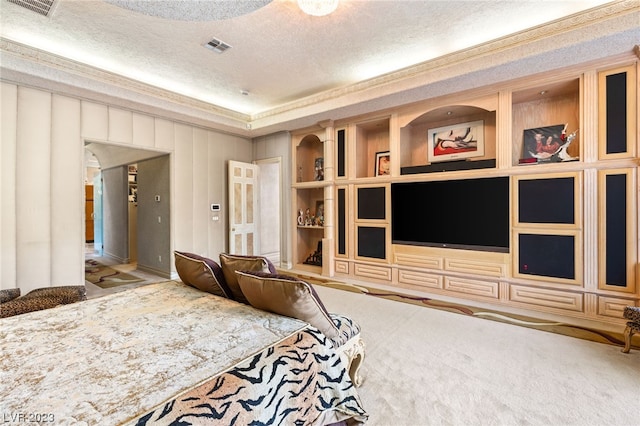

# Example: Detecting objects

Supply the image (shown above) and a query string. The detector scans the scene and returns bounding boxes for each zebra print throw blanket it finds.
[1,281,367,425]
[132,327,367,425]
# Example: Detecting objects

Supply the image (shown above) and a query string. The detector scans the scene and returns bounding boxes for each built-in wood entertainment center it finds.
[291,54,638,329]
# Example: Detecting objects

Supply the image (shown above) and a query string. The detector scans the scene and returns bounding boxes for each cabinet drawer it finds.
[398,269,442,290]
[444,277,499,299]
[335,260,349,274]
[444,258,506,277]
[509,285,583,312]
[598,296,635,319]
[394,252,443,270]
[354,263,392,281]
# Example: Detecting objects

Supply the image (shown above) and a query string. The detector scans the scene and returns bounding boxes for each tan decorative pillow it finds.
[219,254,276,304]
[235,271,340,342]
[174,251,231,298]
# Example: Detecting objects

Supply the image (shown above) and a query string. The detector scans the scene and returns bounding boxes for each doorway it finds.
[83,143,171,290]
[227,157,282,266]
[256,157,282,266]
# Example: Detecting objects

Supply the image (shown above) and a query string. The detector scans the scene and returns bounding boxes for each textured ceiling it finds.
[1,0,638,136]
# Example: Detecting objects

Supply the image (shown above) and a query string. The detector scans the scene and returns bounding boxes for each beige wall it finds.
[0,82,253,292]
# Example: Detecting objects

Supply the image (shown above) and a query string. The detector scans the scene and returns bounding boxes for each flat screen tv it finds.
[391,177,510,252]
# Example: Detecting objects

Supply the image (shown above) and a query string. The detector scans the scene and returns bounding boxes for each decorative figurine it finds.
[314,158,324,181]
[304,208,312,226]
[555,129,579,162]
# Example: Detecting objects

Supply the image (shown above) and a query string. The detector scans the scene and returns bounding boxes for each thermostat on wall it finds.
[211,203,221,211]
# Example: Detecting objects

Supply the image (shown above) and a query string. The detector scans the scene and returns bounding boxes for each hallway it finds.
[85,244,169,299]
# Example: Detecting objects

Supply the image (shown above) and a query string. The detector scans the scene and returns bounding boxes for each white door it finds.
[228,160,259,255]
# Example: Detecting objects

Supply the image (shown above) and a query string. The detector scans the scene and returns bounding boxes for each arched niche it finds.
[295,133,324,183]
[399,103,496,173]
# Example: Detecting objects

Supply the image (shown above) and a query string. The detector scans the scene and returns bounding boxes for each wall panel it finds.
[133,113,155,147]
[192,127,209,255]
[81,101,108,141]
[154,119,175,151]
[208,131,227,259]
[0,83,18,289]
[108,107,133,144]
[16,87,52,293]
[51,95,83,285]
[172,124,194,251]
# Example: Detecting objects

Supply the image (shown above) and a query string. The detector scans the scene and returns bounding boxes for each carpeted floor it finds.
[312,283,640,425]
[85,259,144,288]
[285,271,639,351]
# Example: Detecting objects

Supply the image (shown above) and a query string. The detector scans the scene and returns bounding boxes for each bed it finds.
[0,281,368,425]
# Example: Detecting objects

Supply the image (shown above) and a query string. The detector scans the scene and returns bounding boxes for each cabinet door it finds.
[354,184,390,262]
[336,186,348,256]
[598,168,636,293]
[336,128,347,179]
[598,64,637,159]
[512,172,583,285]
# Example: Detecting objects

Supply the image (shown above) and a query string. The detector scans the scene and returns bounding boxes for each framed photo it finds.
[375,151,390,176]
[427,120,484,163]
[128,185,137,203]
[522,124,566,160]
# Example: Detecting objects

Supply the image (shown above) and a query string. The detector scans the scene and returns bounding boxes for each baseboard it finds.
[136,264,172,279]
[283,268,640,351]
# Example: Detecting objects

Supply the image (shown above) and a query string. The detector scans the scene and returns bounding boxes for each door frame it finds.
[255,157,282,266]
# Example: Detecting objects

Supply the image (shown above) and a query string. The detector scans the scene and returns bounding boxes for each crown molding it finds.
[1,0,637,136]
[0,37,250,124]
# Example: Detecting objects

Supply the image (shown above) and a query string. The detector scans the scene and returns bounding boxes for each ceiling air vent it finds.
[6,0,58,17]
[205,38,231,54]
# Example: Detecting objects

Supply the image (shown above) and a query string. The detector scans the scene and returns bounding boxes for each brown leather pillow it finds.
[174,251,231,298]
[219,254,275,304]
[235,271,340,342]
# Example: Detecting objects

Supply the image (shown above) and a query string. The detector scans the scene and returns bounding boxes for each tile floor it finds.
[85,244,169,299]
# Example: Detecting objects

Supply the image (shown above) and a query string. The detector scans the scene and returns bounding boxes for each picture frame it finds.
[375,151,390,176]
[427,120,484,163]
[522,124,566,160]
[128,185,137,203]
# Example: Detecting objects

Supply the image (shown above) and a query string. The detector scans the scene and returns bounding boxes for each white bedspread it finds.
[0,281,308,425]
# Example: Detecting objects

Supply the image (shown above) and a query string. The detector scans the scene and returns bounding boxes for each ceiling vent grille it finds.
[205,38,231,54]
[6,0,58,17]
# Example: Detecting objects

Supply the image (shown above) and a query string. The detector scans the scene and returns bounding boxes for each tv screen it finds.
[391,177,510,252]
